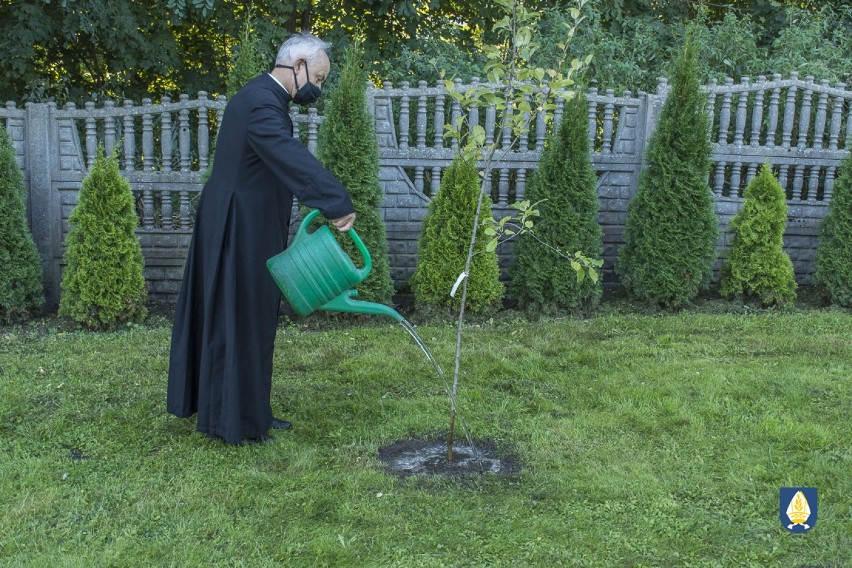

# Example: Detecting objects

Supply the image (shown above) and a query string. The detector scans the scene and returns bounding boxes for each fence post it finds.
[24,102,59,309]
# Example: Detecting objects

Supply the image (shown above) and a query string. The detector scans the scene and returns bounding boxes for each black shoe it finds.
[271,417,292,430]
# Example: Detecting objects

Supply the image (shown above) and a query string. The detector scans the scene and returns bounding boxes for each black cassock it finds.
[167,74,354,444]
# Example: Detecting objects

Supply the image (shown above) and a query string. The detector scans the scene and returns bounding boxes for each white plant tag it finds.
[450,271,468,297]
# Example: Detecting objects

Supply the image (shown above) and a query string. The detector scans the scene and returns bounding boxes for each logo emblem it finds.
[780,488,817,533]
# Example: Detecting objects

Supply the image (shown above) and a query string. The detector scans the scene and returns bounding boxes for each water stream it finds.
[398,318,485,474]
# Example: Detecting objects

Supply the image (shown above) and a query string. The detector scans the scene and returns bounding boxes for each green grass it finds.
[1,308,850,566]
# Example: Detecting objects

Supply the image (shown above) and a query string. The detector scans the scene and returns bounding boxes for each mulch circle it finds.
[377,437,521,478]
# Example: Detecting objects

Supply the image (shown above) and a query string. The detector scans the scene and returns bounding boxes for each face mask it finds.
[275,61,321,105]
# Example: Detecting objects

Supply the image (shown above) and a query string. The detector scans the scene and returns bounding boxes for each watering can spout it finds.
[319,290,405,322]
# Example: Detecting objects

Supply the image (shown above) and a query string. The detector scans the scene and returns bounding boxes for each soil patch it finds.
[378,437,521,478]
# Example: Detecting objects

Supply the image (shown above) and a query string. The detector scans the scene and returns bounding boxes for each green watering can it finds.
[267,209,403,322]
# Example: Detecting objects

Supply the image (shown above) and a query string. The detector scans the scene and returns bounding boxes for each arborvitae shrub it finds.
[508,92,602,314]
[616,37,719,308]
[720,163,797,306]
[202,14,269,186]
[411,156,503,314]
[226,14,268,99]
[315,43,394,304]
[59,149,147,329]
[814,152,852,307]
[0,126,43,323]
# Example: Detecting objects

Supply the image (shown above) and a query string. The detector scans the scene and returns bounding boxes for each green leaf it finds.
[472,125,486,146]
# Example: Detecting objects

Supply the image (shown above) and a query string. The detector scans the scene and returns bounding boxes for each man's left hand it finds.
[332,212,356,232]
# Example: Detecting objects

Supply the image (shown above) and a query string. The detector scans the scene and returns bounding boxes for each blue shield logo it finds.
[780,487,817,533]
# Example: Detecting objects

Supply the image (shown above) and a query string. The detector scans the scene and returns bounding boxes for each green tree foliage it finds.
[508,92,602,314]
[59,149,147,329]
[0,1,292,104]
[2,0,850,104]
[814,153,852,307]
[0,127,43,323]
[616,37,718,308]
[720,163,797,306]
[412,157,503,314]
[315,43,394,304]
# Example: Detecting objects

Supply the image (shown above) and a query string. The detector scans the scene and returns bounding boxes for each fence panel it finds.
[4,72,850,305]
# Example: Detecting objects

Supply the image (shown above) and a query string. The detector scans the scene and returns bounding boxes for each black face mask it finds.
[274,61,321,105]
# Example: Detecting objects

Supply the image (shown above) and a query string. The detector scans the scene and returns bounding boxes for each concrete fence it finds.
[2,72,850,307]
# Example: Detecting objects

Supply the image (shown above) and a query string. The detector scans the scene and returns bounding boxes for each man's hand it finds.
[332,212,356,232]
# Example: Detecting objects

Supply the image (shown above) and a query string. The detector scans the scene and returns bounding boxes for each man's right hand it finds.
[332,212,356,232]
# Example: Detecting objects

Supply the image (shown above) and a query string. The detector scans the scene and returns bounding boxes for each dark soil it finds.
[377,437,522,478]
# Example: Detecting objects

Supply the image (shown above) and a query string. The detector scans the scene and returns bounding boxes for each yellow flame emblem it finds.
[786,491,812,529]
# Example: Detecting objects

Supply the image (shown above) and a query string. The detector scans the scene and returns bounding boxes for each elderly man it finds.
[167,32,355,444]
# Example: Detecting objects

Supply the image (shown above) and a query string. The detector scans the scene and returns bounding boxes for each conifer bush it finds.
[720,163,797,306]
[202,13,269,186]
[226,12,268,99]
[411,156,503,314]
[315,43,394,304]
[616,37,718,308]
[814,152,852,307]
[0,126,43,323]
[59,148,147,329]
[508,92,602,314]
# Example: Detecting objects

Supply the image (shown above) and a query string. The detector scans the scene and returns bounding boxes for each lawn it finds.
[0,308,850,566]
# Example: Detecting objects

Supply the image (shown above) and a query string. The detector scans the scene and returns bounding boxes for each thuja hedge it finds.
[412,156,502,314]
[720,163,797,306]
[59,149,147,330]
[315,43,394,304]
[0,126,43,323]
[814,152,852,307]
[508,91,602,314]
[617,36,718,309]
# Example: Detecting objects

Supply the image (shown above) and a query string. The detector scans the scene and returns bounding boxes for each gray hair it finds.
[274,32,331,66]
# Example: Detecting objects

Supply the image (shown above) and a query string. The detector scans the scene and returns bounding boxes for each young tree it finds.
[616,36,718,308]
[315,43,394,304]
[0,126,43,323]
[508,91,602,314]
[59,149,147,329]
[720,163,797,306]
[426,0,598,459]
[412,154,503,314]
[814,152,852,307]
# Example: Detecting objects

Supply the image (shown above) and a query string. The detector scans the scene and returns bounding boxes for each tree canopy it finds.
[1,0,849,104]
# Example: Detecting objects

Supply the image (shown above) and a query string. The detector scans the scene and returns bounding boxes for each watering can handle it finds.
[296,209,373,280]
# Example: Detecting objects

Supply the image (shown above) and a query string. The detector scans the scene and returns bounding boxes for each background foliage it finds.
[1,0,850,105]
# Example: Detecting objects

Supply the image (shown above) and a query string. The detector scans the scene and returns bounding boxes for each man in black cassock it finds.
[166,32,356,444]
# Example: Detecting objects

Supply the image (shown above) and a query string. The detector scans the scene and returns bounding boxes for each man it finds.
[167,32,356,444]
